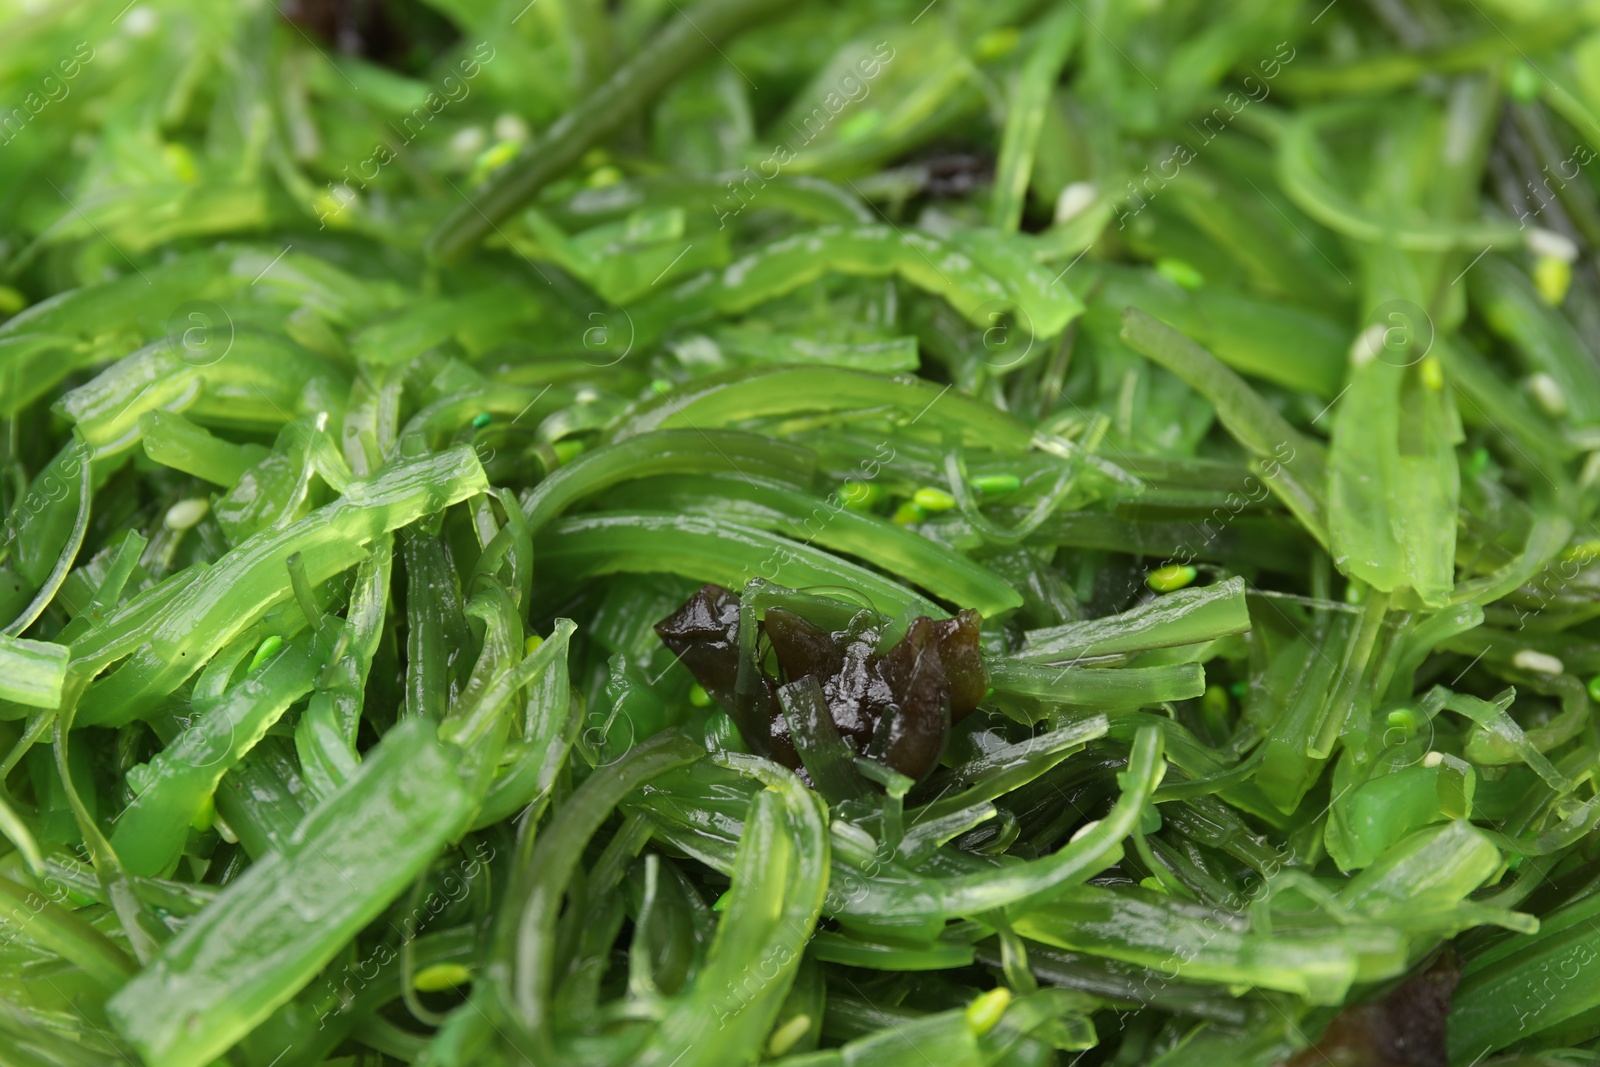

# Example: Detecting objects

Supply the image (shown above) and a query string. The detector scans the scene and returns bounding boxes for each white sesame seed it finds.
[122,6,157,37]
[1527,227,1579,264]
[450,126,487,157]
[1513,649,1565,675]
[1350,323,1385,367]
[164,498,209,531]
[1055,182,1098,224]
[830,820,877,852]
[494,113,530,144]
[1527,372,1567,417]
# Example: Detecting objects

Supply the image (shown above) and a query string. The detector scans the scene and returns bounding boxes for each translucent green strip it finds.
[1330,354,1459,605]
[429,0,791,259]
[295,533,393,798]
[915,715,1109,822]
[1120,308,1329,547]
[940,724,1165,916]
[1471,255,1600,428]
[629,225,1083,346]
[522,429,816,533]
[990,9,1079,231]
[1273,9,1590,96]
[0,634,69,709]
[75,446,486,727]
[610,367,1035,451]
[600,473,1022,615]
[138,410,267,487]
[987,661,1205,706]
[495,733,706,1060]
[778,676,871,805]
[58,334,332,454]
[111,631,324,878]
[0,872,136,990]
[1017,577,1249,662]
[535,512,941,619]
[1277,101,1522,252]
[1014,884,1387,1004]
[106,718,479,1067]
[629,753,829,1067]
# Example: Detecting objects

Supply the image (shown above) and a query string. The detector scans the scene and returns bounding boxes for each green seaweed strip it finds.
[107,718,479,1067]
[916,715,1109,822]
[1273,8,1587,95]
[111,631,325,877]
[468,619,579,830]
[4,442,91,635]
[522,429,817,532]
[937,724,1167,916]
[988,661,1206,706]
[1120,308,1329,547]
[1277,101,1522,251]
[629,753,829,1067]
[1017,577,1249,661]
[429,0,792,259]
[295,531,393,797]
[0,635,69,709]
[57,334,333,455]
[0,873,136,990]
[1471,255,1600,428]
[75,447,486,726]
[401,527,472,724]
[990,9,1079,232]
[599,473,1021,614]
[629,225,1083,346]
[1328,340,1460,606]
[778,676,871,805]
[611,366,1034,450]
[0,251,244,416]
[492,733,706,1060]
[138,410,268,488]
[536,512,941,618]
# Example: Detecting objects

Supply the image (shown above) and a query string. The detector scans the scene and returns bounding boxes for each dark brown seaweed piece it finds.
[763,608,847,686]
[655,584,776,756]
[920,152,995,198]
[1285,952,1459,1067]
[822,632,889,749]
[866,616,953,780]
[280,0,459,70]
[931,609,986,720]
[655,584,987,782]
[764,608,876,750]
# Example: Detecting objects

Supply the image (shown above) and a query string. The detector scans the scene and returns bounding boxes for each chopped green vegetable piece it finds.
[0,5,1592,1064]
[0,634,69,709]
[107,719,479,1067]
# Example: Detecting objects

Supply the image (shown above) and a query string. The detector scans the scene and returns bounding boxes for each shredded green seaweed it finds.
[0,2,1599,1066]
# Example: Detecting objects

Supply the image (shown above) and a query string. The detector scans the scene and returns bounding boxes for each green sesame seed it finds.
[891,501,925,526]
[766,1015,812,1057]
[972,473,1021,495]
[965,987,1011,1035]
[1146,564,1197,592]
[1385,707,1417,735]
[413,963,473,992]
[1155,257,1204,290]
[247,635,283,674]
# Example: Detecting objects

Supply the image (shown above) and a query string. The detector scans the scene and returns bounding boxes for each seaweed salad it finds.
[2,1,1600,1066]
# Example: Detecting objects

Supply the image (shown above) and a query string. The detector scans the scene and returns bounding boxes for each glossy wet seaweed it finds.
[1,2,1600,1067]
